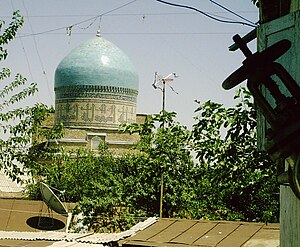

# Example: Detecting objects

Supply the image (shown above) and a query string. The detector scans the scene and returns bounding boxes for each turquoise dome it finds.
[54,35,138,129]
[54,36,139,91]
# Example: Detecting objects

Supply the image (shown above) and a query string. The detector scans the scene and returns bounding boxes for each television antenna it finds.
[152,72,179,218]
[152,72,178,112]
[40,182,72,233]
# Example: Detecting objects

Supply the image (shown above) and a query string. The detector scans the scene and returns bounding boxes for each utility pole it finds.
[152,72,178,218]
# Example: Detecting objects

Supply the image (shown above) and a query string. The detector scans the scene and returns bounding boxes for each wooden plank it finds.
[291,0,300,12]
[193,222,239,246]
[256,11,295,149]
[123,240,190,247]
[171,221,217,245]
[280,183,300,247]
[121,221,280,247]
[128,218,175,241]
[243,228,279,247]
[258,11,300,246]
[217,224,262,247]
[0,199,13,231]
[262,223,280,230]
[148,220,196,243]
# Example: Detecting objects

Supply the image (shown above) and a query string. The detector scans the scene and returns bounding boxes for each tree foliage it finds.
[2,8,279,233]
[120,111,196,218]
[0,11,52,181]
[190,87,279,222]
[26,88,279,232]
[26,112,197,232]
[26,145,146,232]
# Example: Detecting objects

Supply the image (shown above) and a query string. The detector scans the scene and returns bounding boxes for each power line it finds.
[9,0,43,104]
[209,0,257,26]
[17,31,247,36]
[16,0,138,38]
[155,0,257,28]
[0,11,257,18]
[13,1,257,39]
[102,0,138,16]
[10,1,35,85]
[21,0,54,103]
[67,0,138,35]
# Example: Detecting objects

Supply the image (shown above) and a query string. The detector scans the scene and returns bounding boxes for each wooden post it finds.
[257,4,300,245]
[159,80,166,218]
[280,164,300,246]
[159,172,163,218]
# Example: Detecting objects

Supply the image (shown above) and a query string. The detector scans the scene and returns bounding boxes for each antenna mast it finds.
[152,72,178,218]
[152,72,178,112]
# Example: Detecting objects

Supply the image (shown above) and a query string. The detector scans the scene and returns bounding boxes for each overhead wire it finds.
[208,0,257,26]
[74,16,99,30]
[21,0,54,103]
[16,1,258,39]
[10,0,138,104]
[0,11,257,18]
[18,31,248,36]
[156,16,224,88]
[9,0,43,105]
[17,0,138,38]
[155,0,257,28]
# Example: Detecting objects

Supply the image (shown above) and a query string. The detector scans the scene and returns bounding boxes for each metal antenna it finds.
[152,72,178,112]
[152,72,178,218]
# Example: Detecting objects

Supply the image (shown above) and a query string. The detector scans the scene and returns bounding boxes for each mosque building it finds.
[0,34,147,198]
[45,33,147,153]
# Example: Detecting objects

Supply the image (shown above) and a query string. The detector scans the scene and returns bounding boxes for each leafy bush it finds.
[120,111,196,218]
[26,89,279,232]
[190,88,279,222]
[0,11,52,181]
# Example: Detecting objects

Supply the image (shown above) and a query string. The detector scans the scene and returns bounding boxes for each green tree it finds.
[26,144,139,233]
[191,87,279,222]
[121,111,196,218]
[0,11,52,181]
[25,88,280,232]
[27,111,197,228]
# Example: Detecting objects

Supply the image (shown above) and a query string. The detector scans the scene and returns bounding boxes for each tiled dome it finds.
[54,36,139,129]
[55,36,138,91]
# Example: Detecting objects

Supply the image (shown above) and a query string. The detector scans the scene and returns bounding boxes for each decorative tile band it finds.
[55,98,136,128]
[55,85,138,102]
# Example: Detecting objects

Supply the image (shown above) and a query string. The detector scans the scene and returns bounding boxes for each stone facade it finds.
[55,84,138,129]
[40,113,148,154]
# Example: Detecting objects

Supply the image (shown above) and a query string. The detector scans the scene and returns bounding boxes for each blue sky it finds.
[2,0,258,128]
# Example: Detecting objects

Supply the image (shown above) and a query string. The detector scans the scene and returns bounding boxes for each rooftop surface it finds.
[0,199,157,247]
[120,218,280,247]
[0,199,279,247]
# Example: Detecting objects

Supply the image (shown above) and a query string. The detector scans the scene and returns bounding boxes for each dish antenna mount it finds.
[40,182,72,233]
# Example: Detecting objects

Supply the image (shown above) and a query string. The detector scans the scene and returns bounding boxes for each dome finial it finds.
[96,16,102,37]
[96,30,101,37]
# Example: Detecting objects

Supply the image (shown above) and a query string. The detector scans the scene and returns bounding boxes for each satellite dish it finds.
[40,182,68,216]
[39,182,72,234]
